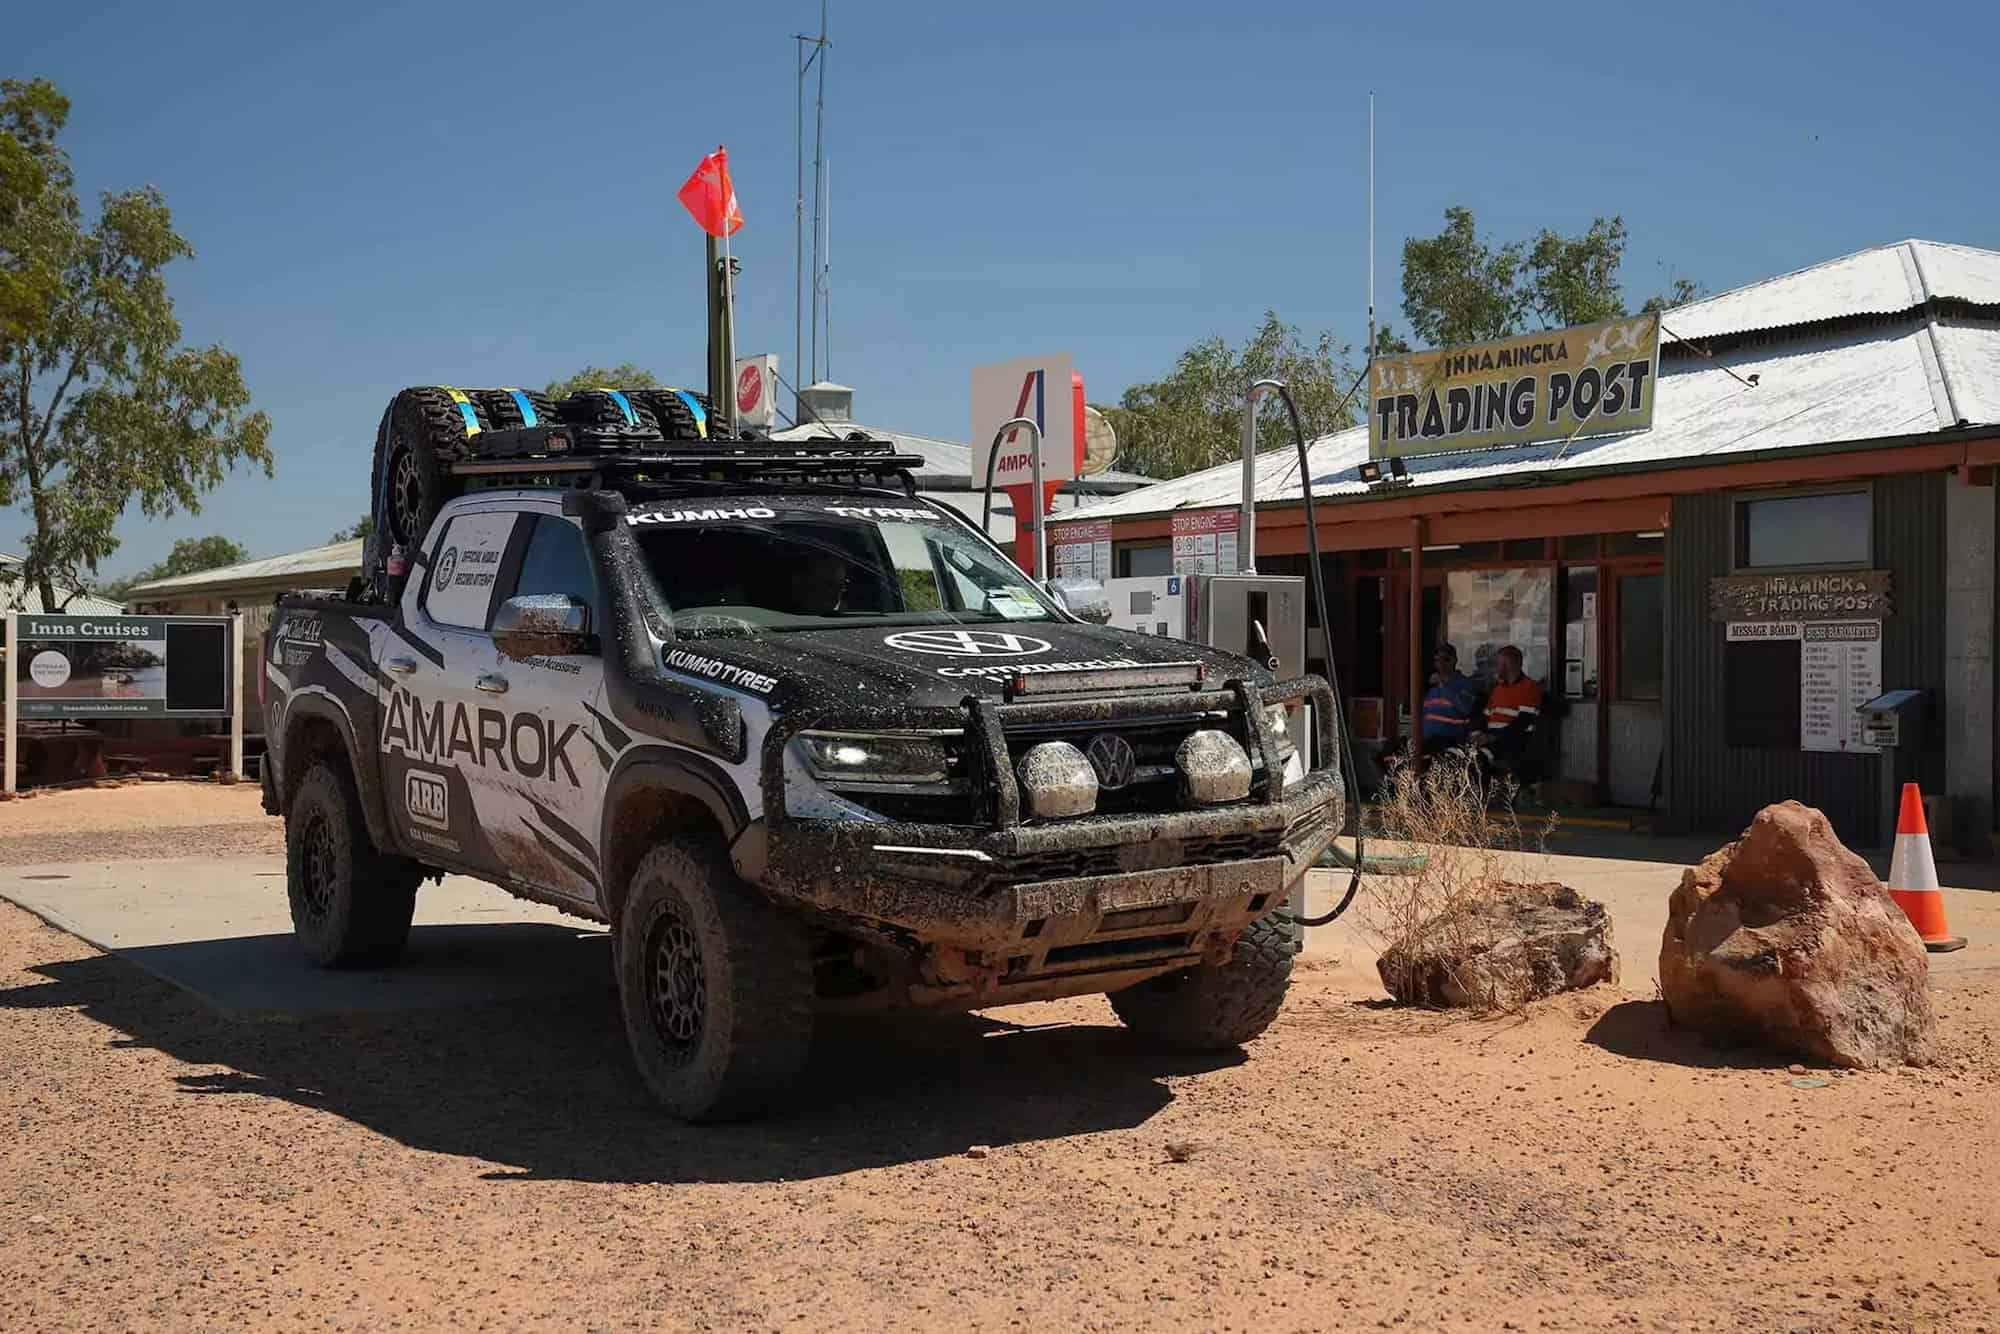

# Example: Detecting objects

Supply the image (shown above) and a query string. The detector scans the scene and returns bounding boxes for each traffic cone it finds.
[1887,783,1967,953]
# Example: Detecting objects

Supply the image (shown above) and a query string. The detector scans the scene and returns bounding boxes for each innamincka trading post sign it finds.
[1368,313,1661,459]
[10,614,233,719]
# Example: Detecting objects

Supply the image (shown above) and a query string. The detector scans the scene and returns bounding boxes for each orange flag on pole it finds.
[677,145,744,238]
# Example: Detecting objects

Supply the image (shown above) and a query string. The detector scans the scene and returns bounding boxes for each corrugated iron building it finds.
[1053,239,2000,850]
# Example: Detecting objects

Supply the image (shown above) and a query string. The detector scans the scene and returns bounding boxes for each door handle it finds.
[385,656,418,677]
[475,673,509,695]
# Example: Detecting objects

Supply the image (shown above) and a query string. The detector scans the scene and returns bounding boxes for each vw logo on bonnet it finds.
[1085,733,1137,789]
[882,629,1052,658]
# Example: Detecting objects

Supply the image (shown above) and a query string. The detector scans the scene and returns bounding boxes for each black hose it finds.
[1270,385,1365,928]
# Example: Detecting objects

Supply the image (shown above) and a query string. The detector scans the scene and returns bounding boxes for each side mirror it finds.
[1047,578,1113,626]
[493,594,598,659]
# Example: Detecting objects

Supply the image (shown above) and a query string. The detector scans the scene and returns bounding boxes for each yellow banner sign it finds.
[1368,312,1660,459]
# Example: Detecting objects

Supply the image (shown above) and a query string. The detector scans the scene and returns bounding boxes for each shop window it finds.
[1734,489,1871,569]
[1617,573,1664,701]
[1560,534,1598,559]
[1115,541,1171,578]
[1562,567,1599,699]
[1356,548,1390,570]
[1503,538,1548,560]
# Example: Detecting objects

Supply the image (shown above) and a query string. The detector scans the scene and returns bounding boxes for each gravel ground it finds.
[0,783,279,866]
[0,790,1996,1330]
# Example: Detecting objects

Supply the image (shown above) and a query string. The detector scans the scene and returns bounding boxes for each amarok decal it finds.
[380,686,585,787]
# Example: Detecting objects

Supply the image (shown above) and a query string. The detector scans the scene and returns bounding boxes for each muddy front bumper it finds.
[732,676,1344,1005]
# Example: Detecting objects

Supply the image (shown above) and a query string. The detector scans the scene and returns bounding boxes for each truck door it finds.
[381,506,521,878]
[480,508,611,906]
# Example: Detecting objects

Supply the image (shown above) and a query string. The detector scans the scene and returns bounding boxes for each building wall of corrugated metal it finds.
[1663,472,1945,846]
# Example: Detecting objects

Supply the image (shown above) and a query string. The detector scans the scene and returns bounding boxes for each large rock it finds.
[1377,882,1618,1008]
[1659,801,1936,1068]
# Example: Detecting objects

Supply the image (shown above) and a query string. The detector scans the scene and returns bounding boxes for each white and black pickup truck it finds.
[261,398,1344,1121]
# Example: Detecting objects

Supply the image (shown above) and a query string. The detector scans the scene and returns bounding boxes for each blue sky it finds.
[12,0,1997,578]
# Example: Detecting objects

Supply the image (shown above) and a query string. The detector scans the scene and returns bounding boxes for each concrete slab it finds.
[0,857,607,1020]
[1300,839,2000,994]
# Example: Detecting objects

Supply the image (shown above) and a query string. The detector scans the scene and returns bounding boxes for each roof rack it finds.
[447,429,927,494]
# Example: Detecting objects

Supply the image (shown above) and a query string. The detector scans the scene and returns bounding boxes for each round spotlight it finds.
[1176,729,1252,805]
[1016,741,1098,819]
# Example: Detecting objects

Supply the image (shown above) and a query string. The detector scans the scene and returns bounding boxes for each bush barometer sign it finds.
[9,614,234,719]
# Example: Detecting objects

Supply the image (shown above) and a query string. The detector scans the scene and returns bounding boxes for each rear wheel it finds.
[614,841,814,1121]
[1109,914,1295,1050]
[285,762,421,968]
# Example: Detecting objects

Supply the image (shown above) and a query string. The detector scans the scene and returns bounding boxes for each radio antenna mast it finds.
[793,3,830,420]
[1367,90,1376,364]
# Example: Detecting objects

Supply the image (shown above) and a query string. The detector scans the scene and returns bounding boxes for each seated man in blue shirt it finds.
[1420,643,1480,751]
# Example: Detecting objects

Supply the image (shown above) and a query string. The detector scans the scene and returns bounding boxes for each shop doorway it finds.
[1604,567,1665,806]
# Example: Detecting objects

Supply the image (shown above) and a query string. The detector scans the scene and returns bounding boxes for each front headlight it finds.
[793,730,967,793]
[1264,703,1298,761]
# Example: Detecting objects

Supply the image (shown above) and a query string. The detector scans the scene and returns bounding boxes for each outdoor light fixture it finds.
[1358,459,1386,484]
[1388,456,1410,480]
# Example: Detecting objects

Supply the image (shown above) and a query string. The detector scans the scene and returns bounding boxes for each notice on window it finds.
[1800,621,1881,754]
[1050,519,1112,585]
[1445,568,1554,684]
[1169,509,1239,576]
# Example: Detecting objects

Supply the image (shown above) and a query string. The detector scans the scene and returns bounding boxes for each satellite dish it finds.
[1082,405,1118,476]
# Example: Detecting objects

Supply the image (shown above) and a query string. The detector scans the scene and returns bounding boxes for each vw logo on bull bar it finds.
[882,629,1052,658]
[1085,733,1137,789]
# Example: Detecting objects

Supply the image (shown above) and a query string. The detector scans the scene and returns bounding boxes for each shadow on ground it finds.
[0,927,1235,1184]
[1583,999,1792,1071]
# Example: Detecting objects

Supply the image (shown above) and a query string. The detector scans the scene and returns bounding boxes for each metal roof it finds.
[1058,239,2000,529]
[0,555,125,616]
[1057,315,2000,525]
[1659,239,2000,343]
[126,539,364,598]
[768,421,1152,490]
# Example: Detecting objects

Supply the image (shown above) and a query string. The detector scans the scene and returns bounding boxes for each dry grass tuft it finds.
[1359,748,1558,1011]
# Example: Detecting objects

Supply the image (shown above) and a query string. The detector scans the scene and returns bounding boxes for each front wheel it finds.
[614,841,814,1122]
[285,762,421,968]
[1109,913,1295,1050]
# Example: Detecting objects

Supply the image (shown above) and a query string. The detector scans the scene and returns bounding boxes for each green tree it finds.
[0,78,69,350]
[0,78,272,612]
[1642,276,1704,315]
[544,363,660,400]
[99,533,249,601]
[1101,313,1360,481]
[1399,206,1700,348]
[330,515,373,542]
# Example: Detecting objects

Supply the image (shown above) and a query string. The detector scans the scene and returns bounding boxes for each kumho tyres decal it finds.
[663,648,778,695]
[626,505,777,526]
[379,685,587,788]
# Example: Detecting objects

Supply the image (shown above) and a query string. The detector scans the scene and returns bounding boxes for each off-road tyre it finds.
[285,761,421,969]
[615,840,814,1122]
[1109,913,1295,1050]
[469,386,561,432]
[556,388,664,449]
[369,386,486,558]
[622,387,716,442]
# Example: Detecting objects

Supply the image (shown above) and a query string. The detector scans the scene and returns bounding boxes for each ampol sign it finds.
[970,354,1080,488]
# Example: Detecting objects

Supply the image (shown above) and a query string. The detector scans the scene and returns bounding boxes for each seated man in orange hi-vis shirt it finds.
[1475,644,1543,785]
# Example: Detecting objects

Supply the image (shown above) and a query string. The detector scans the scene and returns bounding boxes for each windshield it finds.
[629,499,1060,635]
